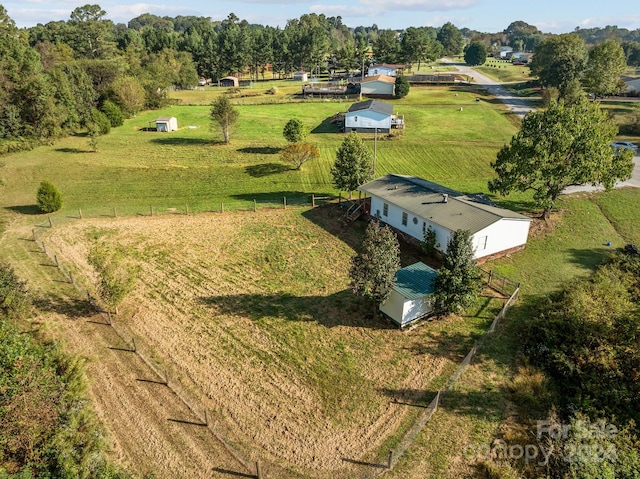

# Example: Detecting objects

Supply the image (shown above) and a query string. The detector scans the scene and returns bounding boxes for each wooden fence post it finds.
[387,450,394,469]
[221,202,224,213]
[185,204,189,215]
[113,207,117,218]
[78,208,83,219]
[150,205,153,216]
[256,461,262,479]
[131,337,137,352]
[312,194,315,207]
[107,311,112,325]
[283,197,287,209]
[48,216,53,228]
[32,229,36,241]
[435,390,441,412]
[204,409,209,426]
[164,369,169,385]
[54,255,59,267]
[254,199,257,212]
[68,272,73,284]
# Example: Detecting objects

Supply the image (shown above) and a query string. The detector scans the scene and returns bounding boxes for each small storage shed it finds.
[293,71,308,81]
[154,116,178,132]
[219,76,239,87]
[380,262,437,328]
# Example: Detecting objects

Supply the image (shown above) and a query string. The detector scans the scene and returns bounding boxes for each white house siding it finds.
[402,296,433,325]
[370,196,451,251]
[361,81,395,97]
[379,290,404,325]
[370,196,530,259]
[345,110,391,131]
[368,66,396,77]
[471,218,530,259]
[379,290,433,327]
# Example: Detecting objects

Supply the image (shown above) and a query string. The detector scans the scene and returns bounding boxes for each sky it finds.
[3,0,640,34]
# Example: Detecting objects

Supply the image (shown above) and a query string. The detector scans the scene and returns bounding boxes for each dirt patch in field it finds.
[42,208,489,478]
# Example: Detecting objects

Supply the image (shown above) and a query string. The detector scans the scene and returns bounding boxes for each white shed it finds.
[359,174,532,261]
[380,262,437,328]
[155,116,178,132]
[361,75,396,98]
[293,71,308,81]
[344,99,393,133]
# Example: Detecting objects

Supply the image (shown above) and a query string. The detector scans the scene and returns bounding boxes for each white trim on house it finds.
[360,174,532,260]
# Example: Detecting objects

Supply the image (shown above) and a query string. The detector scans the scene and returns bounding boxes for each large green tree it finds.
[437,22,464,57]
[210,95,239,144]
[67,4,116,59]
[530,33,588,97]
[282,118,308,143]
[331,133,372,197]
[584,39,627,97]
[464,40,487,66]
[488,98,634,219]
[349,221,400,318]
[433,230,482,316]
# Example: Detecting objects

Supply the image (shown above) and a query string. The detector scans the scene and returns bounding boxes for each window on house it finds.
[383,203,388,217]
[402,212,408,226]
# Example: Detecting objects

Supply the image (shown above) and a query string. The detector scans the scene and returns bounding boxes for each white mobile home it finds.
[344,99,393,133]
[360,75,396,98]
[359,174,531,260]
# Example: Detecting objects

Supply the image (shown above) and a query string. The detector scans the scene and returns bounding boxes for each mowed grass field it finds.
[2,80,639,478]
[0,85,523,222]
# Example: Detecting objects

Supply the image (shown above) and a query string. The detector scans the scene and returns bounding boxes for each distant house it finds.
[218,76,239,87]
[344,99,393,133]
[361,75,396,98]
[379,262,437,327]
[358,174,532,261]
[623,78,640,95]
[154,116,178,132]
[367,64,404,77]
[292,71,308,81]
[498,46,513,58]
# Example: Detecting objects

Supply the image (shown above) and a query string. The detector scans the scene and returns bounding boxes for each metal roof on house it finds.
[370,63,405,69]
[359,174,531,234]
[362,75,396,84]
[347,99,393,115]
[393,262,437,300]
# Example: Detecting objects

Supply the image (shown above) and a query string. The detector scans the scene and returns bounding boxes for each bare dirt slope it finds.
[21,208,487,478]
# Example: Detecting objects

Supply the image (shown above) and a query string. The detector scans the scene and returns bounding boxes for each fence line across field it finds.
[32,211,520,479]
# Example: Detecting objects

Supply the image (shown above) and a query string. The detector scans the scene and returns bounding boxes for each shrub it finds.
[36,180,63,213]
[88,108,111,135]
[100,100,124,128]
[395,76,410,98]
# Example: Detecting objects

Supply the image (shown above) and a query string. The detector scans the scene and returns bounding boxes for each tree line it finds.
[3,3,640,151]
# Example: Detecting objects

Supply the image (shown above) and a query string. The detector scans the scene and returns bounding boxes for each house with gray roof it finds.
[345,99,393,133]
[358,174,532,260]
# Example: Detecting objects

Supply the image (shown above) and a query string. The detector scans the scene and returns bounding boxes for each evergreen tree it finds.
[331,133,372,197]
[36,180,63,213]
[350,221,401,318]
[433,230,482,315]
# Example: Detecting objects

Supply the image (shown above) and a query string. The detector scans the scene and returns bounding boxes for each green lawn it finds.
[475,60,533,83]
[0,86,520,221]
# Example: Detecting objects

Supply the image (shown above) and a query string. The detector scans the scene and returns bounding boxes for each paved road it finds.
[444,59,640,193]
[444,60,535,118]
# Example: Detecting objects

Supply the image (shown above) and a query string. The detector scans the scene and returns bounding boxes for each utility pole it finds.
[373,128,377,177]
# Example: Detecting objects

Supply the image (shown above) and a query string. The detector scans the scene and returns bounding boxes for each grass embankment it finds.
[476,59,532,84]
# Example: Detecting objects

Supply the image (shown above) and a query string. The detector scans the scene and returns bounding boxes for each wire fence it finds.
[32,213,520,479]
